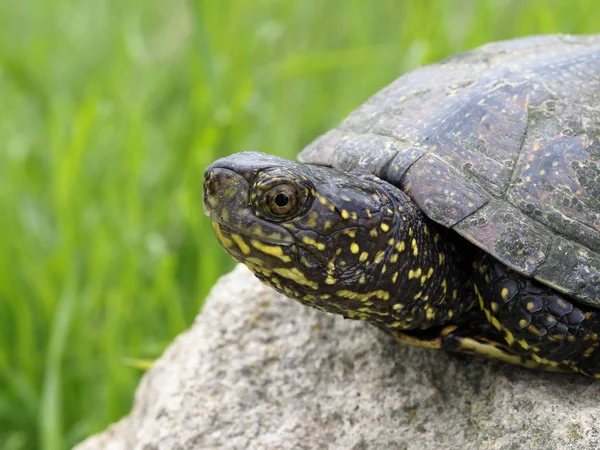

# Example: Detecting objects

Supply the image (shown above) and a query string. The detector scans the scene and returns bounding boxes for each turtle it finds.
[203,34,600,377]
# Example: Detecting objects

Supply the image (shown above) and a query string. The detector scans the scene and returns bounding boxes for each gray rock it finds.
[76,265,600,450]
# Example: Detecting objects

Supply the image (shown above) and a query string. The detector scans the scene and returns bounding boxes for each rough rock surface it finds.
[76,264,600,450]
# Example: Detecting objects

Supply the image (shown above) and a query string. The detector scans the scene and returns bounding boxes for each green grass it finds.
[0,0,599,448]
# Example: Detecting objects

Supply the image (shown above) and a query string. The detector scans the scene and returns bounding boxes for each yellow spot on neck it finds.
[336,289,390,301]
[374,250,386,264]
[381,223,390,232]
[359,252,369,262]
[411,239,418,256]
[395,241,406,252]
[272,267,319,290]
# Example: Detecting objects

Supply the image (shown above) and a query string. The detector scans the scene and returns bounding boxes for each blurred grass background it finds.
[0,0,599,448]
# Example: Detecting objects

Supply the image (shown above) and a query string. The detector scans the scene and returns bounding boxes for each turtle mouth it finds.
[212,219,295,247]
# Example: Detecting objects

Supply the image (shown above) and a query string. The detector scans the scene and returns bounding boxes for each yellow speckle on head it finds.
[390,253,399,263]
[452,289,458,300]
[381,223,390,232]
[426,308,435,320]
[438,253,445,265]
[369,229,379,238]
[250,240,291,262]
[420,275,427,285]
[231,234,251,255]
[392,272,398,283]
[211,221,233,248]
[387,238,395,246]
[324,221,332,231]
[392,303,402,311]
[408,270,415,279]
[395,241,406,252]
[408,228,413,238]
[350,243,360,254]
[501,287,509,300]
[414,291,422,300]
[341,209,350,219]
[518,319,528,328]
[307,211,319,228]
[359,275,367,284]
[526,301,535,312]
[325,275,336,285]
[359,251,369,262]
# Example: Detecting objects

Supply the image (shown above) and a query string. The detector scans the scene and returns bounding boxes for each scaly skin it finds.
[204,152,600,377]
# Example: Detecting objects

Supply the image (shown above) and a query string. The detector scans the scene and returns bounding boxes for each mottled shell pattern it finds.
[299,34,600,306]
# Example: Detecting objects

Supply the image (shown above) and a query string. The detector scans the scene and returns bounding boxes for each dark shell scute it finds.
[533,236,600,307]
[404,156,489,227]
[454,200,551,275]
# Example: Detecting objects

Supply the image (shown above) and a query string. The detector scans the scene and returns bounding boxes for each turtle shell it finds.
[298,34,600,306]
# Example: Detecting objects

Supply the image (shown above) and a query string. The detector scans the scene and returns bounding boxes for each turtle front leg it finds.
[388,321,570,372]
[473,257,600,377]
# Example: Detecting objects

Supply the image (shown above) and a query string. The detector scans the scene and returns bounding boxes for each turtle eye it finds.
[265,184,299,217]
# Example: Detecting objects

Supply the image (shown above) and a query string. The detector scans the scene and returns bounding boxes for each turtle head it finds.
[204,151,464,328]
